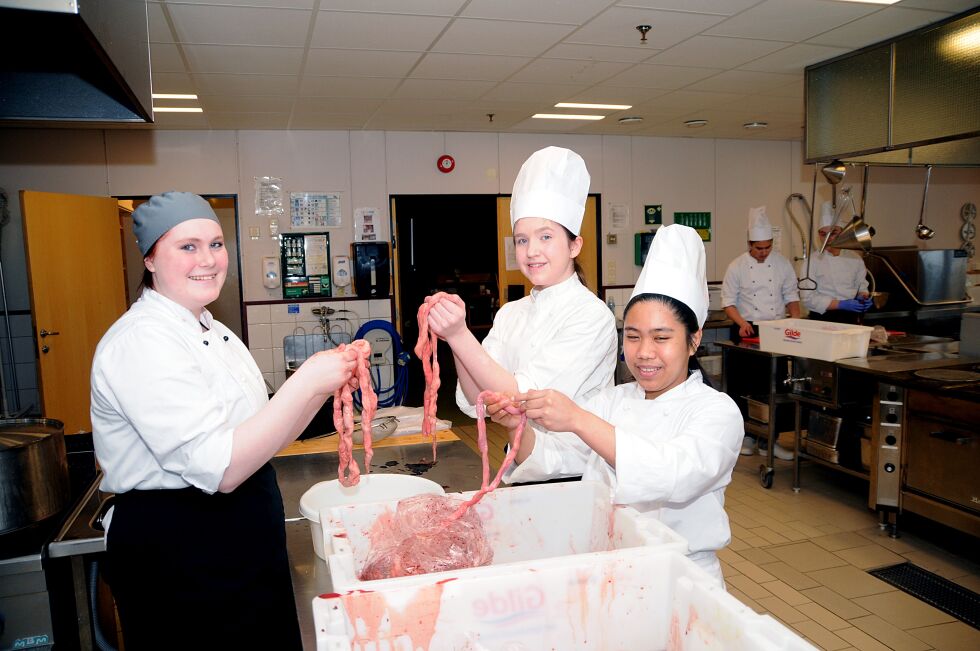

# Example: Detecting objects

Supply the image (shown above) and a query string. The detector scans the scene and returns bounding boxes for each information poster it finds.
[291,192,341,229]
[674,211,712,242]
[354,207,379,241]
[254,176,284,215]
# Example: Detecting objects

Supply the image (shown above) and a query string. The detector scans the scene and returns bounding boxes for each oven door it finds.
[905,413,980,515]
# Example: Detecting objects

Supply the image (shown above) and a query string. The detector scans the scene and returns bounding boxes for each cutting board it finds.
[276,429,459,458]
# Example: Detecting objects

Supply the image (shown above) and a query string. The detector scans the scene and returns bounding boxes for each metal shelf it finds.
[797,450,870,481]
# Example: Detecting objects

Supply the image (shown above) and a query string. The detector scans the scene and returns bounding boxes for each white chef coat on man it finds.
[721,206,800,337]
[505,226,743,586]
[801,201,870,318]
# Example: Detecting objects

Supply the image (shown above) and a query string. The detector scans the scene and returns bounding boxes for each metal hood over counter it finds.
[805,8,980,167]
[0,0,152,125]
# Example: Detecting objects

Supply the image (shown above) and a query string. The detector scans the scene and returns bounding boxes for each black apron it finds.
[103,463,302,650]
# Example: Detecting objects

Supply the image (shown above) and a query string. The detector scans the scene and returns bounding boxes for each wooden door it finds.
[496,195,599,305]
[21,191,128,433]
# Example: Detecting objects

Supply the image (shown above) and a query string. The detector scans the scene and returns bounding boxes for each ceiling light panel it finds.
[532,113,605,120]
[555,102,632,110]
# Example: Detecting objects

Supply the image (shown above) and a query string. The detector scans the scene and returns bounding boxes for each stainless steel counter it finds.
[47,437,485,650]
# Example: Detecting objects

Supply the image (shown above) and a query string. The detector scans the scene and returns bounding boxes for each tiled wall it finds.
[245,298,393,392]
[0,313,40,415]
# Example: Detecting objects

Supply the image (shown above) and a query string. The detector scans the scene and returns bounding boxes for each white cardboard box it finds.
[757,318,872,361]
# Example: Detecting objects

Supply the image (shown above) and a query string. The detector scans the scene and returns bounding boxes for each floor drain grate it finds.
[868,563,980,630]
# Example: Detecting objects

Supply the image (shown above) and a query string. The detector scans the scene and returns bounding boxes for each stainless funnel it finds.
[821,160,847,186]
[829,216,876,252]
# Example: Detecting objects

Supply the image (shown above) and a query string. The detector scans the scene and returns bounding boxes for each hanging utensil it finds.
[821,159,846,211]
[915,165,935,240]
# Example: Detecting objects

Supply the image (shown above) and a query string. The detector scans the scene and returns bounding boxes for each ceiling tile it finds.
[508,58,632,84]
[293,97,385,113]
[146,2,175,43]
[704,0,880,42]
[509,117,599,131]
[805,7,953,49]
[602,63,722,89]
[566,6,727,50]
[192,0,314,7]
[723,93,803,115]
[192,74,300,96]
[445,108,530,129]
[614,0,762,14]
[200,95,295,113]
[411,53,531,81]
[372,98,474,115]
[461,0,614,25]
[312,11,451,50]
[317,0,467,15]
[304,49,423,77]
[648,35,791,68]
[365,114,465,129]
[738,42,850,74]
[151,72,196,94]
[299,76,401,97]
[895,0,975,11]
[167,4,313,46]
[182,45,304,75]
[568,85,671,104]
[151,111,209,129]
[150,43,186,73]
[481,81,588,103]
[206,112,292,129]
[638,89,746,111]
[289,112,372,129]
[394,78,498,100]
[432,18,576,56]
[758,77,804,98]
[685,69,798,94]
[545,42,660,62]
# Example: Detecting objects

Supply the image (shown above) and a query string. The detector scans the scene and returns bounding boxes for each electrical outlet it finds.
[606,260,617,283]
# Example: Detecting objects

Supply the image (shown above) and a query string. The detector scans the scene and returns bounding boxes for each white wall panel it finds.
[106,130,239,196]
[598,136,631,287]
[498,134,604,195]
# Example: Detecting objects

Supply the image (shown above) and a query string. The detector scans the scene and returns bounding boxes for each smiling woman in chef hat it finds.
[492,224,743,585]
[425,146,617,426]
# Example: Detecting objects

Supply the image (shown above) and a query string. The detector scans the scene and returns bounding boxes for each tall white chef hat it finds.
[747,206,773,241]
[819,201,836,229]
[630,224,709,328]
[510,146,590,236]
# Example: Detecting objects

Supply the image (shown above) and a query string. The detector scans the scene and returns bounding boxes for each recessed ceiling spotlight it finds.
[743,121,768,130]
[684,119,708,128]
[532,113,604,121]
[556,102,632,110]
[618,116,644,124]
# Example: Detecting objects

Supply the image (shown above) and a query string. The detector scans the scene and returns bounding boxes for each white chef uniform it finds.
[456,272,617,416]
[721,251,799,322]
[92,288,268,495]
[505,225,743,586]
[801,251,870,314]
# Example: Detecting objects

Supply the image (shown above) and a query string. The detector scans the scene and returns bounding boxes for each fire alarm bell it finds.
[437,155,455,173]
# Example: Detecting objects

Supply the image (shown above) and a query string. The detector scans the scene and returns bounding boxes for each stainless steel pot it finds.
[0,418,70,534]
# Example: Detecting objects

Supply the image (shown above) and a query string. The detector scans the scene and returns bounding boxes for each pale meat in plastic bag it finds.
[359,493,493,580]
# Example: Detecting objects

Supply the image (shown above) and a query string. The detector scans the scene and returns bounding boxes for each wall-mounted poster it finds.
[291,192,341,230]
[354,207,379,242]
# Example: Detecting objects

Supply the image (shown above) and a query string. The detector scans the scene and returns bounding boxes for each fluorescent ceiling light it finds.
[555,102,632,110]
[152,93,198,99]
[831,0,900,4]
[532,113,604,120]
[153,107,204,113]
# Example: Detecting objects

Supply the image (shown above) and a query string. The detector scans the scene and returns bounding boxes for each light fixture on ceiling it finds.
[743,121,768,130]
[636,25,652,44]
[684,119,708,128]
[153,107,204,113]
[832,0,900,5]
[532,113,604,121]
[555,102,632,110]
[618,116,643,124]
[152,93,198,100]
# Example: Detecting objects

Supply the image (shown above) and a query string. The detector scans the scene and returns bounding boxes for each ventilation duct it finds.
[805,8,980,166]
[0,0,152,124]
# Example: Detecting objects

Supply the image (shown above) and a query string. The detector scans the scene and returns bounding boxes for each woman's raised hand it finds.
[425,293,468,340]
[516,389,580,433]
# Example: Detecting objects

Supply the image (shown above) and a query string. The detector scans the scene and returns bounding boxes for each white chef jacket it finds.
[505,372,743,584]
[91,289,268,495]
[455,273,617,417]
[721,251,799,322]
[801,251,870,314]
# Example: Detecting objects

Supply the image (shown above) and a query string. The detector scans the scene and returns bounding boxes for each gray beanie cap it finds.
[133,192,220,256]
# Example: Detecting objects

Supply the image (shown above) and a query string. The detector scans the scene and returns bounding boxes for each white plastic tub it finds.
[313,547,817,651]
[299,473,444,560]
[324,480,688,590]
[757,318,872,361]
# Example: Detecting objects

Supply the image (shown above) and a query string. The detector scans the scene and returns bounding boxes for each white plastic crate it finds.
[757,318,872,361]
[323,480,688,591]
[313,547,817,651]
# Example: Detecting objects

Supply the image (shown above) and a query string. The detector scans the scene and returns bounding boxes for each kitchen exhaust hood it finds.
[805,8,980,167]
[0,0,152,125]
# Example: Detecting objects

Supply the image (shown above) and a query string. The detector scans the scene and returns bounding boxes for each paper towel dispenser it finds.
[351,242,391,299]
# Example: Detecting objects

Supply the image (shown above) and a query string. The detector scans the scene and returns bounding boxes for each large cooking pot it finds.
[0,418,70,534]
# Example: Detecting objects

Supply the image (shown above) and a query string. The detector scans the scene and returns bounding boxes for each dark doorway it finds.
[393,195,498,416]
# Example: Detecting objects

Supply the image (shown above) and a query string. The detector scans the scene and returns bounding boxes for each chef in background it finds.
[425,146,617,427]
[721,206,799,459]
[91,192,358,649]
[493,225,743,586]
[801,201,871,323]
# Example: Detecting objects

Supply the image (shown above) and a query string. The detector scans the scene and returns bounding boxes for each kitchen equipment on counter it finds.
[0,418,69,534]
[864,247,970,308]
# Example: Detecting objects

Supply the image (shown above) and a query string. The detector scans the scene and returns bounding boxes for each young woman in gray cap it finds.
[90,191,358,648]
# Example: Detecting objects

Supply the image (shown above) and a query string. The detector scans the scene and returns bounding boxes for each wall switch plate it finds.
[606,233,618,245]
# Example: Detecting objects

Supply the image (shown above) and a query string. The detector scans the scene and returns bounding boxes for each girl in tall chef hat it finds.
[425,146,617,425]
[91,192,358,648]
[490,224,743,585]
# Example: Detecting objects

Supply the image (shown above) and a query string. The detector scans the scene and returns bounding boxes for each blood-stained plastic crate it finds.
[757,318,872,361]
[313,546,817,651]
[322,481,687,591]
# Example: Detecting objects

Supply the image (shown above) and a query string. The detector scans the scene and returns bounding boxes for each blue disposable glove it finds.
[838,298,872,312]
